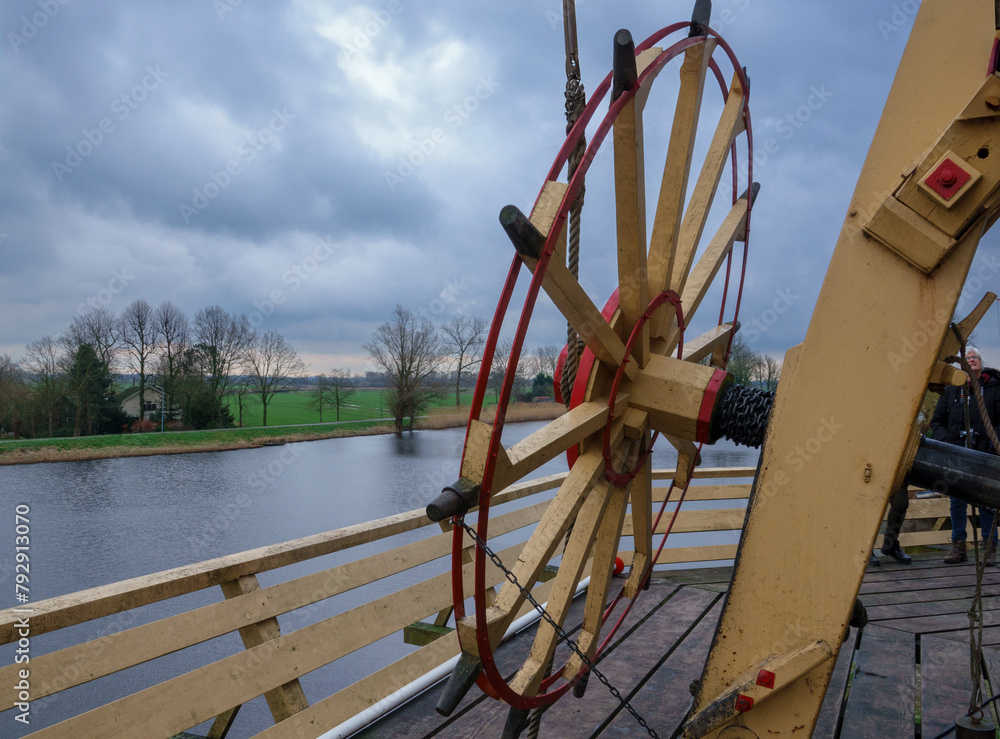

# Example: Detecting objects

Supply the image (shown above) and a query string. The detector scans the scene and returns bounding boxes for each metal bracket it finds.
[864,74,1000,273]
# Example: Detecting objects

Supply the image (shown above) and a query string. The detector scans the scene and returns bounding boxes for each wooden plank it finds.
[0,507,438,643]
[0,495,551,710]
[22,541,538,739]
[839,625,915,738]
[863,583,1000,607]
[867,595,1000,623]
[652,483,750,502]
[543,585,720,737]
[870,608,1000,635]
[623,507,747,536]
[921,634,986,739]
[601,596,725,736]
[814,628,861,737]
[651,466,756,481]
[619,544,738,567]
[254,576,565,739]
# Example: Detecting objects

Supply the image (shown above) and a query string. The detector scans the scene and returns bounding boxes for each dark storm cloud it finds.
[2,0,998,369]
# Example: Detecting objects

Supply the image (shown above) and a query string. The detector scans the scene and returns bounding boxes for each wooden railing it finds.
[0,467,954,738]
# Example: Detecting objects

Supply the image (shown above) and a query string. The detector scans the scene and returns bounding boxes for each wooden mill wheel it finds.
[431,8,755,729]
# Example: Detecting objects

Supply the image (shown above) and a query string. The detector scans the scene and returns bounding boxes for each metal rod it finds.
[908,437,1000,509]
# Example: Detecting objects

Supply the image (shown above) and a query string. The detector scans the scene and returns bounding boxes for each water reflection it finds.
[0,423,759,736]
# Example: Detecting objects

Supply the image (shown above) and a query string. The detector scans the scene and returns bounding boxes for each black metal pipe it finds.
[426,477,481,523]
[908,437,1000,509]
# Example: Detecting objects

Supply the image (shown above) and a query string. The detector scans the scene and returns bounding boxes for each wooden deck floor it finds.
[358,552,1000,738]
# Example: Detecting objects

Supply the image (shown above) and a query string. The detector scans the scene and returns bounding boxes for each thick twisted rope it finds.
[559,0,588,408]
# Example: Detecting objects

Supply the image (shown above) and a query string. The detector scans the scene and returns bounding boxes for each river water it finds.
[0,423,758,737]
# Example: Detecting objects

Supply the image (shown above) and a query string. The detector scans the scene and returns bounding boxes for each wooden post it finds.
[219,574,310,724]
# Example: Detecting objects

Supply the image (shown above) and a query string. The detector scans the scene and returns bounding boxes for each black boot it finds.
[880,541,912,564]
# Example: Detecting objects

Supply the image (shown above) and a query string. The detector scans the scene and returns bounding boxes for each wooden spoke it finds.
[614,94,651,368]
[623,448,652,599]
[502,394,630,487]
[647,39,719,305]
[562,472,634,677]
[668,72,747,297]
[519,250,637,380]
[681,322,736,364]
[612,47,662,369]
[509,469,619,695]
[664,193,750,352]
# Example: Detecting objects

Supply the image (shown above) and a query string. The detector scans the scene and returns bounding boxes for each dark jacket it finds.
[930,368,1000,453]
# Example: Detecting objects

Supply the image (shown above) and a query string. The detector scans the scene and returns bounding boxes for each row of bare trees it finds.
[1,301,305,438]
[365,305,561,432]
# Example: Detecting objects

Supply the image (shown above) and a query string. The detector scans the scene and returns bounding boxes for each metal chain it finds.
[460,520,660,738]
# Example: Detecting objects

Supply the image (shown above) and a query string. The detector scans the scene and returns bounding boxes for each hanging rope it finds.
[560,0,588,407]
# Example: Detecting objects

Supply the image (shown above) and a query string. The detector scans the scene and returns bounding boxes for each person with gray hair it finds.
[931,346,1000,565]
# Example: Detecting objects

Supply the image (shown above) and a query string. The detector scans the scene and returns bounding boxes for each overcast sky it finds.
[3,0,999,376]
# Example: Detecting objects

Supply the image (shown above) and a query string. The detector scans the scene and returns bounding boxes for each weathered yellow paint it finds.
[692,2,998,736]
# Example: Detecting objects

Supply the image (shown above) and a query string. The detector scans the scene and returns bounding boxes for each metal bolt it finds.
[756,669,775,689]
[939,168,957,186]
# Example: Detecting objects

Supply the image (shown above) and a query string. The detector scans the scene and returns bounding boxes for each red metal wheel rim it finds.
[448,21,755,711]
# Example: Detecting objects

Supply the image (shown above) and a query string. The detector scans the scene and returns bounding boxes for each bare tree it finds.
[440,314,487,406]
[230,376,258,427]
[22,336,63,437]
[154,301,189,420]
[530,344,560,379]
[489,338,529,402]
[723,334,759,387]
[194,305,252,425]
[120,299,161,419]
[0,355,29,438]
[309,373,331,422]
[244,329,306,426]
[752,354,782,392]
[327,368,356,421]
[365,305,444,432]
[65,306,120,371]
[310,369,356,422]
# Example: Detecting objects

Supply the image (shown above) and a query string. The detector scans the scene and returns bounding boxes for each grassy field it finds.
[227,389,497,427]
[0,421,392,464]
[0,397,563,465]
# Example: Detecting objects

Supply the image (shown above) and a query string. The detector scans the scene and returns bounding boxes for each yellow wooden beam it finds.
[647,39,718,303]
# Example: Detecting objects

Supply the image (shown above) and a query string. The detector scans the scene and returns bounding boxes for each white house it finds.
[120,385,165,421]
